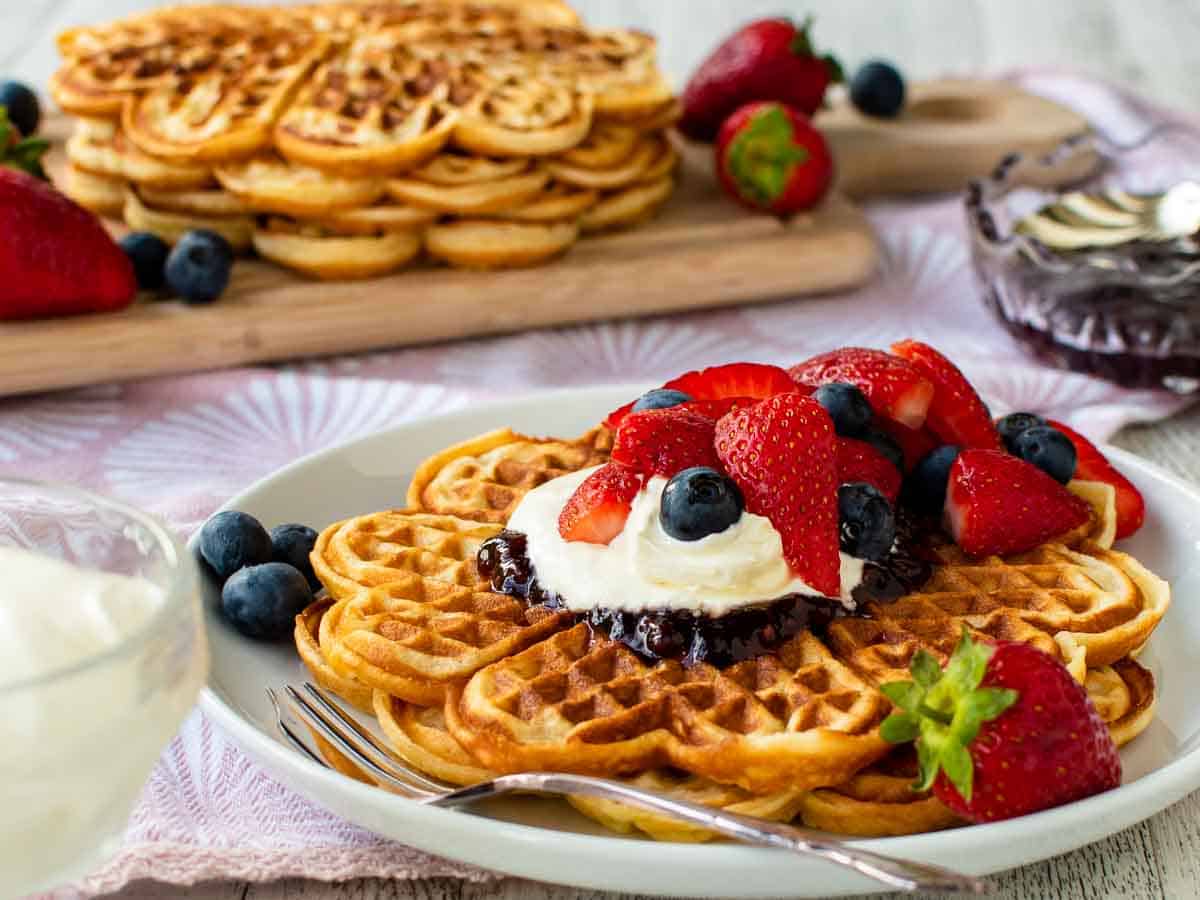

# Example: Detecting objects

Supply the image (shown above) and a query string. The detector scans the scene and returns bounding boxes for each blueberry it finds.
[119,232,170,292]
[270,523,321,592]
[165,229,233,304]
[0,81,40,136]
[221,562,313,640]
[903,445,962,514]
[814,382,872,437]
[197,510,273,582]
[659,466,744,541]
[632,388,693,413]
[838,483,896,561]
[996,411,1047,454]
[1013,425,1077,484]
[850,61,906,119]
[861,426,904,472]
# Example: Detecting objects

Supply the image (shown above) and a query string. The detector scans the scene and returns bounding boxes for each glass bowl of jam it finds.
[966,128,1200,392]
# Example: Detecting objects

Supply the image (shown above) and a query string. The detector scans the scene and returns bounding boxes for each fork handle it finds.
[429,773,988,895]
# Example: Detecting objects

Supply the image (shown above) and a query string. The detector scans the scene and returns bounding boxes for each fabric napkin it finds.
[17,70,1199,898]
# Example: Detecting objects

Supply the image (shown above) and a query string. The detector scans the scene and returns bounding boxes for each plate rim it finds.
[196,385,1200,896]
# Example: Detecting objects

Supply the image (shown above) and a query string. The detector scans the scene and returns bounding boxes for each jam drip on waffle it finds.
[477,521,932,667]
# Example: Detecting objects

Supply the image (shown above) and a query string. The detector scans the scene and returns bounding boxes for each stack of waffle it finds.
[51,1,679,279]
[297,426,1168,840]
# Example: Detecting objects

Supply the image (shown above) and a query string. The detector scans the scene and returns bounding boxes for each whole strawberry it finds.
[0,168,135,320]
[716,102,833,216]
[680,17,842,142]
[715,393,841,596]
[880,630,1121,823]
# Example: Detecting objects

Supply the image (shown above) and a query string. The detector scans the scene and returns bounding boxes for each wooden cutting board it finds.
[2,79,1091,397]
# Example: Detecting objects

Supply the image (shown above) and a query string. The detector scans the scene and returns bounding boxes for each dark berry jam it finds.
[477,521,932,667]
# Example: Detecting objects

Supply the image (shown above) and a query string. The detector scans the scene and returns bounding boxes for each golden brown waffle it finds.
[447,622,893,795]
[66,125,213,190]
[311,509,500,600]
[296,598,377,714]
[387,169,550,215]
[252,219,423,280]
[406,426,612,523]
[496,181,598,223]
[412,152,531,185]
[303,201,439,236]
[215,155,387,216]
[543,134,662,191]
[424,219,579,268]
[63,165,126,217]
[322,576,570,705]
[1089,656,1157,747]
[123,187,255,251]
[579,175,674,233]
[137,185,250,218]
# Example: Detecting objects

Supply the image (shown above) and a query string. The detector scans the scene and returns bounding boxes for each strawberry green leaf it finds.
[940,741,975,801]
[879,712,919,744]
[880,680,922,712]
[914,739,940,792]
[789,15,816,58]
[726,105,808,206]
[0,107,48,179]
[822,53,845,84]
[910,649,942,688]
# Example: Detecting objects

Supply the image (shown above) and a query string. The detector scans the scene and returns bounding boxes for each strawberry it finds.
[558,463,645,545]
[880,629,1121,823]
[1047,420,1145,540]
[789,347,934,429]
[715,394,840,595]
[611,407,721,477]
[945,449,1091,557]
[604,362,798,429]
[715,102,833,216]
[891,340,1001,451]
[836,437,901,502]
[871,417,939,473]
[0,169,135,320]
[679,17,842,142]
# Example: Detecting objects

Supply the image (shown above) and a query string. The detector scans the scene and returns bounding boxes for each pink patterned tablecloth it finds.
[18,71,1200,897]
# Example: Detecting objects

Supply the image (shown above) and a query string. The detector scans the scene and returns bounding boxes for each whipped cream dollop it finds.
[507,466,864,617]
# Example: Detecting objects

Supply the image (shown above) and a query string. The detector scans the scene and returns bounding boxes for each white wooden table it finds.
[7,1,1200,897]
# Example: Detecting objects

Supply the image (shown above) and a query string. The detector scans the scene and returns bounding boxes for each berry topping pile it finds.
[197,509,319,639]
[578,342,1146,586]
[881,629,1121,823]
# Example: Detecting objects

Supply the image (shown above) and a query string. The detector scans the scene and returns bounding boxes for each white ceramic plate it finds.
[199,386,1200,898]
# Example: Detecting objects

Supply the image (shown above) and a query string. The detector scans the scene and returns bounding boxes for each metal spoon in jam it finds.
[1016,180,1200,249]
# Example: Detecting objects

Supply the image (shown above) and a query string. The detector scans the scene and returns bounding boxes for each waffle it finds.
[406,426,612,523]
[424,219,579,268]
[311,509,500,601]
[296,598,377,714]
[447,622,893,795]
[215,155,387,216]
[52,1,679,279]
[63,165,126,217]
[386,169,550,215]
[252,219,423,280]
[123,187,255,251]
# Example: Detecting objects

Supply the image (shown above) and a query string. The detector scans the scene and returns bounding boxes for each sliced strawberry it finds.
[558,463,644,544]
[603,400,636,430]
[891,340,1001,450]
[611,407,721,477]
[715,394,840,595]
[836,437,901,502]
[666,361,798,400]
[789,348,934,429]
[945,449,1091,557]
[1047,420,1145,539]
[871,416,940,472]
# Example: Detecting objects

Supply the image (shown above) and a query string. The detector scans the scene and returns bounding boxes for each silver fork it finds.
[268,683,989,895]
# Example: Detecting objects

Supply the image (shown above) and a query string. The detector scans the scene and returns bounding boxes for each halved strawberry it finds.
[604,363,799,429]
[871,416,939,472]
[683,397,756,422]
[891,340,1001,450]
[667,361,798,400]
[1047,420,1145,540]
[789,348,934,429]
[558,463,644,544]
[715,394,841,595]
[837,437,900,502]
[611,406,721,477]
[945,449,1091,557]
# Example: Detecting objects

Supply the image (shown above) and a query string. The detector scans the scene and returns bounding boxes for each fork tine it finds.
[301,682,456,793]
[281,685,437,797]
[266,687,328,768]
